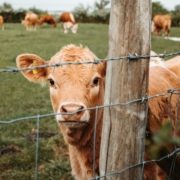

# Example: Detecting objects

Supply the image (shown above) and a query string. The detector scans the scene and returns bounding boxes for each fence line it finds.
[1,51,180,179]
[0,88,179,123]
[0,51,180,73]
[91,148,180,179]
[0,88,179,178]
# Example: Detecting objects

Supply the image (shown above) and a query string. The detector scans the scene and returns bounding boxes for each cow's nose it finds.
[60,103,85,121]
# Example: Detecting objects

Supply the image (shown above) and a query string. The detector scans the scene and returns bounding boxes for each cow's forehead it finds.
[48,63,97,83]
[49,44,97,64]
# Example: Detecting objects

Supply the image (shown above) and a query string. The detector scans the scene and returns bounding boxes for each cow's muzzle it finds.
[56,103,89,128]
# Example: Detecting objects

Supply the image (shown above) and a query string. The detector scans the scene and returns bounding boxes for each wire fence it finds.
[0,51,180,73]
[0,51,180,180]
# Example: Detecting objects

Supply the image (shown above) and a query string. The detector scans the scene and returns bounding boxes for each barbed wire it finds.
[90,148,180,179]
[1,87,180,179]
[0,51,180,73]
[1,50,180,179]
[1,88,179,124]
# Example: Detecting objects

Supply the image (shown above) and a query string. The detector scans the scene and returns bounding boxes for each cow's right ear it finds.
[16,53,48,83]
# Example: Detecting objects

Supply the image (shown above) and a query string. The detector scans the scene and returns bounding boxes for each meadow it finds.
[0,23,180,180]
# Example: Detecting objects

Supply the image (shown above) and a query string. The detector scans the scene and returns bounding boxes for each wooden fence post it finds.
[100,0,151,179]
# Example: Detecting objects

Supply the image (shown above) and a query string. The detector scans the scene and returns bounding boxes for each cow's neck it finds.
[68,109,103,179]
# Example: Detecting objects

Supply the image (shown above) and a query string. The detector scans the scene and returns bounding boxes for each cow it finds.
[59,12,78,33]
[165,56,180,77]
[152,15,172,36]
[16,44,106,180]
[16,45,180,179]
[0,15,4,30]
[22,12,39,31]
[39,14,57,28]
[145,55,180,180]
[150,50,165,67]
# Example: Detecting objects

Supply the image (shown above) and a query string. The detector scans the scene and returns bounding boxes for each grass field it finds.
[0,23,180,180]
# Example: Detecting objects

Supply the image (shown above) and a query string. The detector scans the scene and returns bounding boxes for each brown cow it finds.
[16,44,105,179]
[39,14,57,28]
[0,15,4,30]
[59,12,78,33]
[152,15,172,36]
[16,45,180,179]
[165,56,180,76]
[145,65,180,180]
[22,12,39,31]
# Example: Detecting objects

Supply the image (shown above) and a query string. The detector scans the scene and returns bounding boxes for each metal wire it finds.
[0,51,180,73]
[90,148,180,180]
[0,89,176,123]
[0,51,180,179]
[35,115,40,180]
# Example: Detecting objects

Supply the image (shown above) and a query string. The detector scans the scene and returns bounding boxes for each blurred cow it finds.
[152,14,172,36]
[39,14,57,28]
[165,55,180,77]
[22,12,39,31]
[59,12,78,33]
[0,15,4,30]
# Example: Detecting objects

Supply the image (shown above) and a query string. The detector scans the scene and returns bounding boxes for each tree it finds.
[152,2,169,18]
[175,5,180,12]
[73,4,91,23]
[171,4,180,26]
[28,7,47,15]
[0,3,13,12]
[94,0,110,10]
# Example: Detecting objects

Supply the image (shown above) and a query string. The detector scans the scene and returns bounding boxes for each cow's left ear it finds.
[97,61,107,77]
[16,53,48,83]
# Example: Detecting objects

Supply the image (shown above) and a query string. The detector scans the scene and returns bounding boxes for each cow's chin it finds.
[59,123,89,145]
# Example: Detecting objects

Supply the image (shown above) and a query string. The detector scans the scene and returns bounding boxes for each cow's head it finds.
[16,44,106,144]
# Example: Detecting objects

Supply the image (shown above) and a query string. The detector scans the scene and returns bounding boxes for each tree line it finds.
[0,1,180,26]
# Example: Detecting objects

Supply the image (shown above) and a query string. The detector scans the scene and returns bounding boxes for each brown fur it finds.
[59,12,76,24]
[16,45,105,180]
[165,56,180,77]
[145,63,180,179]
[22,12,39,31]
[0,15,4,30]
[16,45,180,179]
[59,12,78,33]
[39,14,57,28]
[152,15,172,36]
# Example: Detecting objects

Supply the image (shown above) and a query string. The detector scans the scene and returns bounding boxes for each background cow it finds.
[152,14,172,36]
[39,14,57,28]
[0,15,4,30]
[16,45,180,179]
[59,12,78,33]
[22,12,39,31]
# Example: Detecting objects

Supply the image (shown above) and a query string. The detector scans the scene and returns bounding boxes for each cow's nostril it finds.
[61,105,68,113]
[77,106,85,114]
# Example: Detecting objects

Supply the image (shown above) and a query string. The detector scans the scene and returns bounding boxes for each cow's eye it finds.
[48,78,55,86]
[92,77,99,87]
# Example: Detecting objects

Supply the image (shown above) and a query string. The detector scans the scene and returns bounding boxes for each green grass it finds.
[0,23,180,179]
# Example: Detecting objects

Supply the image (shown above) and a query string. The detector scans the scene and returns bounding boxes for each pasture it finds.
[0,23,180,179]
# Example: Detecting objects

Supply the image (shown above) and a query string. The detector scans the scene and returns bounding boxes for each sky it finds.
[0,0,179,12]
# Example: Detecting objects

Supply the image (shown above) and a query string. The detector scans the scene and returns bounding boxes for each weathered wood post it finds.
[100,0,151,179]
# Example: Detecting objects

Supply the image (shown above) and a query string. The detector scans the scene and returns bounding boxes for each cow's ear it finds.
[98,61,107,77]
[16,53,48,83]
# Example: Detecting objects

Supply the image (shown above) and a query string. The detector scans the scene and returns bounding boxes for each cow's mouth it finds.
[58,120,88,128]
